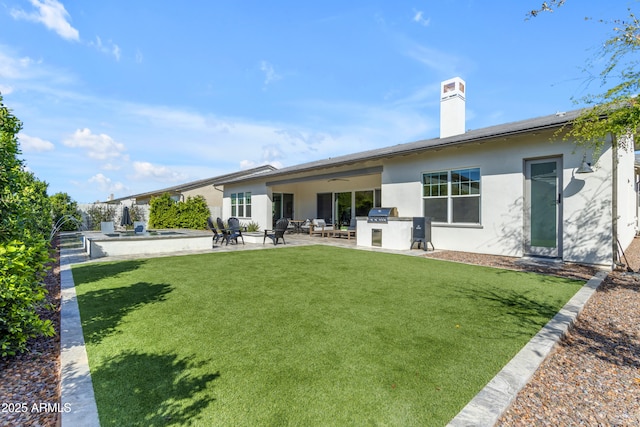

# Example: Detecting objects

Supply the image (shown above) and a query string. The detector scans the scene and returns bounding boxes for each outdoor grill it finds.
[367,207,398,223]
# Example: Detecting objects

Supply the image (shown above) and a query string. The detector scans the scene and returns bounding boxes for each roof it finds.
[218,109,584,185]
[105,164,277,203]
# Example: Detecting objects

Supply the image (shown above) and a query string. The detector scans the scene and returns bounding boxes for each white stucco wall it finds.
[222,181,271,231]
[221,132,634,266]
[382,133,617,266]
[615,135,638,253]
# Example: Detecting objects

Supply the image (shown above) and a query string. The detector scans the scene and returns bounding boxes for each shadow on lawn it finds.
[456,287,564,335]
[79,281,172,344]
[72,260,146,285]
[92,351,220,426]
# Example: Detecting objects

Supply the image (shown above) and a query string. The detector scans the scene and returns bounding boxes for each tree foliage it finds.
[85,203,117,230]
[149,193,211,229]
[50,192,82,232]
[529,2,640,153]
[0,95,54,357]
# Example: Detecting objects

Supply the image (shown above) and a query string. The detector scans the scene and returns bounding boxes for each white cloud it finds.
[260,61,282,86]
[89,36,121,61]
[18,133,55,152]
[11,0,79,41]
[0,50,37,80]
[413,10,431,27]
[0,46,78,88]
[404,42,467,76]
[88,173,125,193]
[131,161,187,182]
[0,84,13,95]
[63,128,127,161]
[135,49,144,64]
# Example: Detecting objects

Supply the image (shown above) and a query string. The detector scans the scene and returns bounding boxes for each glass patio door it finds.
[524,157,562,257]
[272,193,294,226]
[334,192,352,227]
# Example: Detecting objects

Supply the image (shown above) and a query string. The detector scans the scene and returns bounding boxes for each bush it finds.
[149,193,210,229]
[244,221,260,232]
[85,204,117,230]
[50,192,82,232]
[0,95,54,356]
[0,240,54,356]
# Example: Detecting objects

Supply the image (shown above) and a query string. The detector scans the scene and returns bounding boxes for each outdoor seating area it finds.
[214,217,245,246]
[302,218,357,240]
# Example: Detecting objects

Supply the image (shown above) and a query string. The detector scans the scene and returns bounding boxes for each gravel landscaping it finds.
[1,237,638,426]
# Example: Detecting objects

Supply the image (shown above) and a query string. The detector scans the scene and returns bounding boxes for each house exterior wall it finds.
[182,185,222,206]
[615,134,638,252]
[382,132,618,266]
[220,131,634,267]
[182,185,223,219]
[270,174,382,221]
[222,181,271,230]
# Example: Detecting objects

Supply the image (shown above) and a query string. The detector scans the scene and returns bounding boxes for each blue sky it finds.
[0,1,632,202]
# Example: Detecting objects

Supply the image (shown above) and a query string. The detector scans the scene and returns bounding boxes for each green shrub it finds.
[0,94,54,356]
[0,240,54,356]
[244,221,260,232]
[149,194,210,229]
[148,193,176,228]
[85,204,117,230]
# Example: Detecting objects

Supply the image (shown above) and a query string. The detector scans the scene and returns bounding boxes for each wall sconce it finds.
[576,153,594,174]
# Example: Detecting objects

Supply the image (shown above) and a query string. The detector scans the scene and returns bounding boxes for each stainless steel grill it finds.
[367,207,398,223]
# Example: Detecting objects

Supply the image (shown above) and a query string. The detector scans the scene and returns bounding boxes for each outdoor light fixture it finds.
[576,153,594,174]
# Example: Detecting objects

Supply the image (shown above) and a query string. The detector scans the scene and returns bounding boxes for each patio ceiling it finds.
[265,166,383,186]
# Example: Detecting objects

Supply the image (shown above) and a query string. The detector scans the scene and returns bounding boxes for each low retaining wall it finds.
[83,230,213,258]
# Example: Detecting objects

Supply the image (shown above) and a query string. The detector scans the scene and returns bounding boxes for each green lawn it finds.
[72,246,583,426]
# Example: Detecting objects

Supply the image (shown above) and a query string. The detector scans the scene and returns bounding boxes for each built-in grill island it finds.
[356,208,433,251]
[366,207,398,224]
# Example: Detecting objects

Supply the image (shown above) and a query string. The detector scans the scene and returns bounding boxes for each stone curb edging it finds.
[446,271,608,427]
[60,251,101,427]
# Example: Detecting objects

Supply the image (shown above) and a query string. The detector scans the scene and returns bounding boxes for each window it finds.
[422,168,480,224]
[231,192,251,217]
[355,190,374,217]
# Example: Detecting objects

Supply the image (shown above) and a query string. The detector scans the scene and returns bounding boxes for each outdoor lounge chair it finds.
[299,219,312,234]
[309,219,333,237]
[207,217,222,245]
[227,217,245,245]
[335,218,357,240]
[263,218,289,245]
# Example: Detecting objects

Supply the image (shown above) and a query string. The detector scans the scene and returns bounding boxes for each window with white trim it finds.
[422,168,480,224]
[231,192,251,217]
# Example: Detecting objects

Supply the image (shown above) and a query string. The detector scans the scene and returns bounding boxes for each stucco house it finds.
[104,165,276,219]
[217,78,638,268]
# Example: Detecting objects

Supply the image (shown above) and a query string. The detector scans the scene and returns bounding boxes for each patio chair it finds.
[216,217,231,245]
[263,218,289,245]
[309,219,333,237]
[207,217,222,245]
[227,217,245,245]
[335,218,357,240]
[300,219,312,234]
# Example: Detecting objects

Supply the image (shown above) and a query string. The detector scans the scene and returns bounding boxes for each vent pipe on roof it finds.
[440,77,466,139]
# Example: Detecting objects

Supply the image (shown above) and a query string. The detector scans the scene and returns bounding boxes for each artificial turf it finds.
[71,245,584,426]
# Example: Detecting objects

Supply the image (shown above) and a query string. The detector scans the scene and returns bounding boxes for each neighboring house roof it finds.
[218,109,584,186]
[105,164,277,203]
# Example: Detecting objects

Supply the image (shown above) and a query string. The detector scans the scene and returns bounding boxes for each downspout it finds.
[611,134,619,268]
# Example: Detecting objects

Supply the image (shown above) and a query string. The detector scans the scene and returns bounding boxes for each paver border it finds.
[60,249,100,427]
[447,270,608,426]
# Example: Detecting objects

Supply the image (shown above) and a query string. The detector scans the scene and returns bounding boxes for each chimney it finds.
[440,77,466,138]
